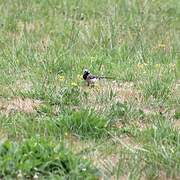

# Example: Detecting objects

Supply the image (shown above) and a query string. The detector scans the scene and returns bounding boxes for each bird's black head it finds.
[83,69,90,80]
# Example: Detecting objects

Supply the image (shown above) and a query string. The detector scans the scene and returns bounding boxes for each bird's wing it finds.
[88,74,97,79]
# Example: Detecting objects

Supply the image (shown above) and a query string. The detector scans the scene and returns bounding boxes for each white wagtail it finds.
[83,69,114,86]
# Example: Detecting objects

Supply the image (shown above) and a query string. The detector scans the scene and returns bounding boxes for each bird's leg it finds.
[90,83,95,88]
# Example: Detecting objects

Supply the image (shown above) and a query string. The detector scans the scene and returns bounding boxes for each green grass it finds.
[0,0,180,179]
[0,137,100,179]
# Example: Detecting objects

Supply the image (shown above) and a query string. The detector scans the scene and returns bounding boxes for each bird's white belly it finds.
[90,78,97,83]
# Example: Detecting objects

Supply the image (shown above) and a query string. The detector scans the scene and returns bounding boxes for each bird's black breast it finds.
[83,73,88,80]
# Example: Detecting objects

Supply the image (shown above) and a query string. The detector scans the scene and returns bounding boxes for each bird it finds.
[83,69,114,86]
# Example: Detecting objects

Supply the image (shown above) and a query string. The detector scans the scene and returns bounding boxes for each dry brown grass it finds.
[34,35,51,51]
[172,120,180,129]
[80,80,142,111]
[0,128,8,142]
[0,97,42,116]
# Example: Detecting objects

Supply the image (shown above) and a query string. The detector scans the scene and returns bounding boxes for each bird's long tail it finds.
[98,76,116,80]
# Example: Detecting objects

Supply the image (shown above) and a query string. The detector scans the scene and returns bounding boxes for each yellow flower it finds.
[155,64,161,69]
[158,43,166,48]
[152,43,166,51]
[16,59,20,64]
[104,123,108,128]
[58,75,65,81]
[71,82,78,87]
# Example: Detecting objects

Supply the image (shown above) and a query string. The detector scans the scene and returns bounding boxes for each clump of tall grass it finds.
[58,109,111,139]
[0,137,100,179]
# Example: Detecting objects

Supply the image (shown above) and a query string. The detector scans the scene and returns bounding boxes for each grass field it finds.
[0,0,180,179]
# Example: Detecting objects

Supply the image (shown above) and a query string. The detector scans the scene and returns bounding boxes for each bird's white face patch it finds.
[83,69,90,74]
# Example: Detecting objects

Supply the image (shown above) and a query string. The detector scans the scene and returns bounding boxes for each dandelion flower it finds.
[16,59,20,64]
[155,64,161,69]
[71,82,78,87]
[158,43,166,48]
[58,75,65,81]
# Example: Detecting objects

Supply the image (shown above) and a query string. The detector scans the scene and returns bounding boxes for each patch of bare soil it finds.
[0,97,42,116]
[7,32,22,41]
[97,154,120,178]
[113,120,149,131]
[158,171,178,180]
[92,136,141,178]
[137,121,150,130]
[82,81,141,101]
[63,133,98,155]
[112,121,124,129]
[115,82,142,103]
[172,120,180,129]
[173,80,180,95]
[142,107,155,115]
[80,81,142,112]
[99,81,142,103]
[118,135,142,150]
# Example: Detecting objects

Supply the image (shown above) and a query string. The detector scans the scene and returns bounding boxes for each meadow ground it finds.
[0,0,180,179]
